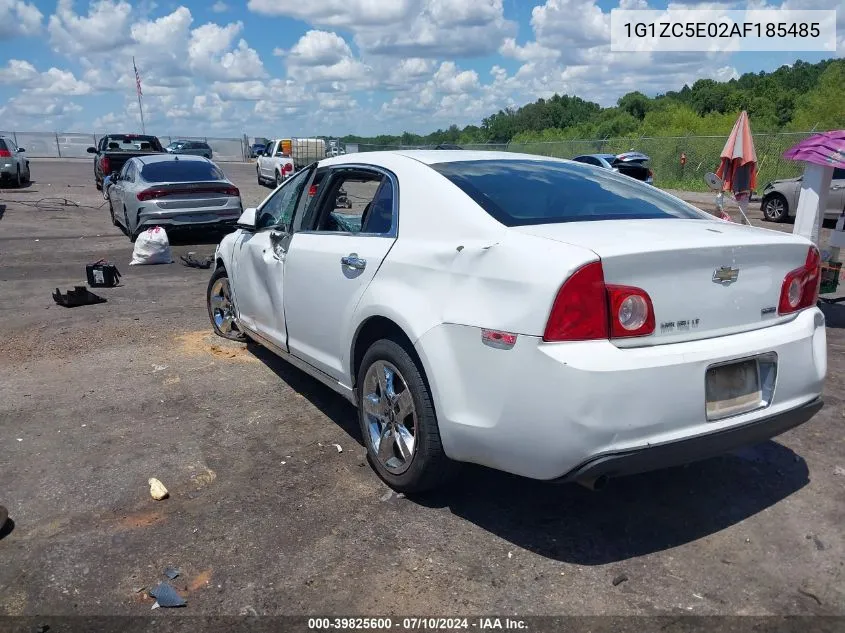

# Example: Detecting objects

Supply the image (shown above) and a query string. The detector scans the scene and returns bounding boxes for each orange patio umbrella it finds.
[716,110,757,196]
[715,111,757,224]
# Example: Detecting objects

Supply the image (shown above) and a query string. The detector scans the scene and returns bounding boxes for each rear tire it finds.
[763,194,789,222]
[357,339,456,493]
[207,267,246,341]
[23,162,30,183]
[256,166,263,186]
[13,167,21,188]
[275,171,283,187]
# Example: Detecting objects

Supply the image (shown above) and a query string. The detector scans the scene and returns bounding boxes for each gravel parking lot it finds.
[1,159,844,617]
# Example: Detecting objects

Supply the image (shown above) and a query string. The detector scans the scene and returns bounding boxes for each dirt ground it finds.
[0,159,844,618]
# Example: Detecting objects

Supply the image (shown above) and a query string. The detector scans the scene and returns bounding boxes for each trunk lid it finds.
[515,218,813,346]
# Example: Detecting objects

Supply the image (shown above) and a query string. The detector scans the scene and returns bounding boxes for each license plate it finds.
[705,359,762,421]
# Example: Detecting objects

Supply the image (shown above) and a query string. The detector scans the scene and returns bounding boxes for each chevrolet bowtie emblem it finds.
[712,266,739,284]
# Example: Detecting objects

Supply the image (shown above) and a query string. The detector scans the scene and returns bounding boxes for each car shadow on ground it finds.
[413,441,808,564]
[245,341,809,565]
[0,519,14,541]
[247,343,363,444]
[166,228,236,246]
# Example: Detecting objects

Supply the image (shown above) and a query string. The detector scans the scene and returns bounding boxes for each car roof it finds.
[136,153,210,165]
[320,150,576,168]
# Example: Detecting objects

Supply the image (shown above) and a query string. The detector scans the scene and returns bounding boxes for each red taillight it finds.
[778,246,821,315]
[607,285,655,338]
[100,156,110,174]
[308,184,318,196]
[283,163,293,173]
[543,261,655,342]
[137,186,239,201]
[0,149,11,158]
[137,188,166,201]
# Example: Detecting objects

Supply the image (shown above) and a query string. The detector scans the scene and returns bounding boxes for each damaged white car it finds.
[208,151,826,492]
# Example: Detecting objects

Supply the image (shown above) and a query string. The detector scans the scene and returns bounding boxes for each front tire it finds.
[357,339,455,493]
[207,267,246,341]
[763,194,788,222]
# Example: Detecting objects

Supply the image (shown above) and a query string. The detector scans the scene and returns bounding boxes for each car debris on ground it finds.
[149,581,186,608]
[148,478,169,500]
[52,286,106,308]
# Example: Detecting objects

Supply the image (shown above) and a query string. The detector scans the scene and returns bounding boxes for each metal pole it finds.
[134,57,146,134]
[55,132,61,158]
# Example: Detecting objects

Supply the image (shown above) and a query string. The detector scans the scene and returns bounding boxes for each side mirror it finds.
[17,147,25,153]
[87,146,97,153]
[110,171,120,181]
[236,207,257,231]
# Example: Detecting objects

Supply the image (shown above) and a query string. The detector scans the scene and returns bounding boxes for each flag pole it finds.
[133,57,146,134]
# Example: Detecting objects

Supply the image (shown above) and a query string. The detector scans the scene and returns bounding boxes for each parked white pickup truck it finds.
[255,139,295,187]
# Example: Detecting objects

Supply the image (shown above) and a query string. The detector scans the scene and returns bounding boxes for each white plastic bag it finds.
[130,226,173,266]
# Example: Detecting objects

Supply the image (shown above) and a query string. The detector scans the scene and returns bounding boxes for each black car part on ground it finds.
[86,259,121,287]
[52,286,107,307]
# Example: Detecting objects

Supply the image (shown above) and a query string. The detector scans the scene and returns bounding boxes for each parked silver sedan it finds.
[761,167,845,222]
[105,154,242,241]
[0,135,31,187]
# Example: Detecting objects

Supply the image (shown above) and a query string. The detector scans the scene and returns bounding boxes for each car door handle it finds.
[341,254,366,270]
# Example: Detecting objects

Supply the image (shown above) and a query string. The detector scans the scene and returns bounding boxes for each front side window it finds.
[255,167,311,231]
[312,169,394,235]
[431,159,707,226]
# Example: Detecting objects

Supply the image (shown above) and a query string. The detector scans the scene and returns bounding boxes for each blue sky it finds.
[0,0,841,138]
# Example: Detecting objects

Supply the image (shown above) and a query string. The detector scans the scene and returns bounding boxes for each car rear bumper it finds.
[414,307,826,481]
[0,163,17,176]
[557,397,822,484]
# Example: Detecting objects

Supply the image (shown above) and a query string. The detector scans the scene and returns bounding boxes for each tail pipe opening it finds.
[577,475,609,491]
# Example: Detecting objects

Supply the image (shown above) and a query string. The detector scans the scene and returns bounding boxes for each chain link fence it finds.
[1,130,819,190]
[0,131,249,162]
[358,133,817,192]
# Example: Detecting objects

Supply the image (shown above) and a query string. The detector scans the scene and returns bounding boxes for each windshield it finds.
[140,160,224,183]
[102,135,163,151]
[167,142,185,150]
[430,159,707,226]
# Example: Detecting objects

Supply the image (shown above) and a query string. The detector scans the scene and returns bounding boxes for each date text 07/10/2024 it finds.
[307,617,528,630]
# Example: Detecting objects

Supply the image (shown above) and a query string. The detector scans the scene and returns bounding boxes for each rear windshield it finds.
[140,160,224,183]
[430,159,706,226]
[102,135,163,151]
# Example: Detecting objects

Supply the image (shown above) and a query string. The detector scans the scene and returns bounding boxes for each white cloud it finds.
[248,0,515,58]
[284,30,372,89]
[246,0,417,26]
[531,0,609,50]
[286,30,353,66]
[432,61,480,94]
[187,21,267,81]
[0,59,90,96]
[0,0,43,38]
[499,37,560,62]
[48,0,133,55]
[212,1,228,12]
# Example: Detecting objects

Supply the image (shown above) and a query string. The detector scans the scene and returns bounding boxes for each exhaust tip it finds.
[577,475,609,491]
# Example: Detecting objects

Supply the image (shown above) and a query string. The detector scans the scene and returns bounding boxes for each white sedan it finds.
[208,151,826,492]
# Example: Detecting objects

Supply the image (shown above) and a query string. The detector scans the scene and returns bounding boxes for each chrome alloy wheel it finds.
[209,277,237,335]
[362,360,417,474]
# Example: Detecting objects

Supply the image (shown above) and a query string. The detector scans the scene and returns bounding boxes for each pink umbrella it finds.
[783,130,845,168]
[716,110,758,195]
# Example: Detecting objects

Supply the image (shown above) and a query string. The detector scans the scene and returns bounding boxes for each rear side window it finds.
[140,160,224,183]
[0,139,7,151]
[430,159,706,226]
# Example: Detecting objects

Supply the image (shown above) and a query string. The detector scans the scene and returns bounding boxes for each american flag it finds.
[133,57,142,97]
